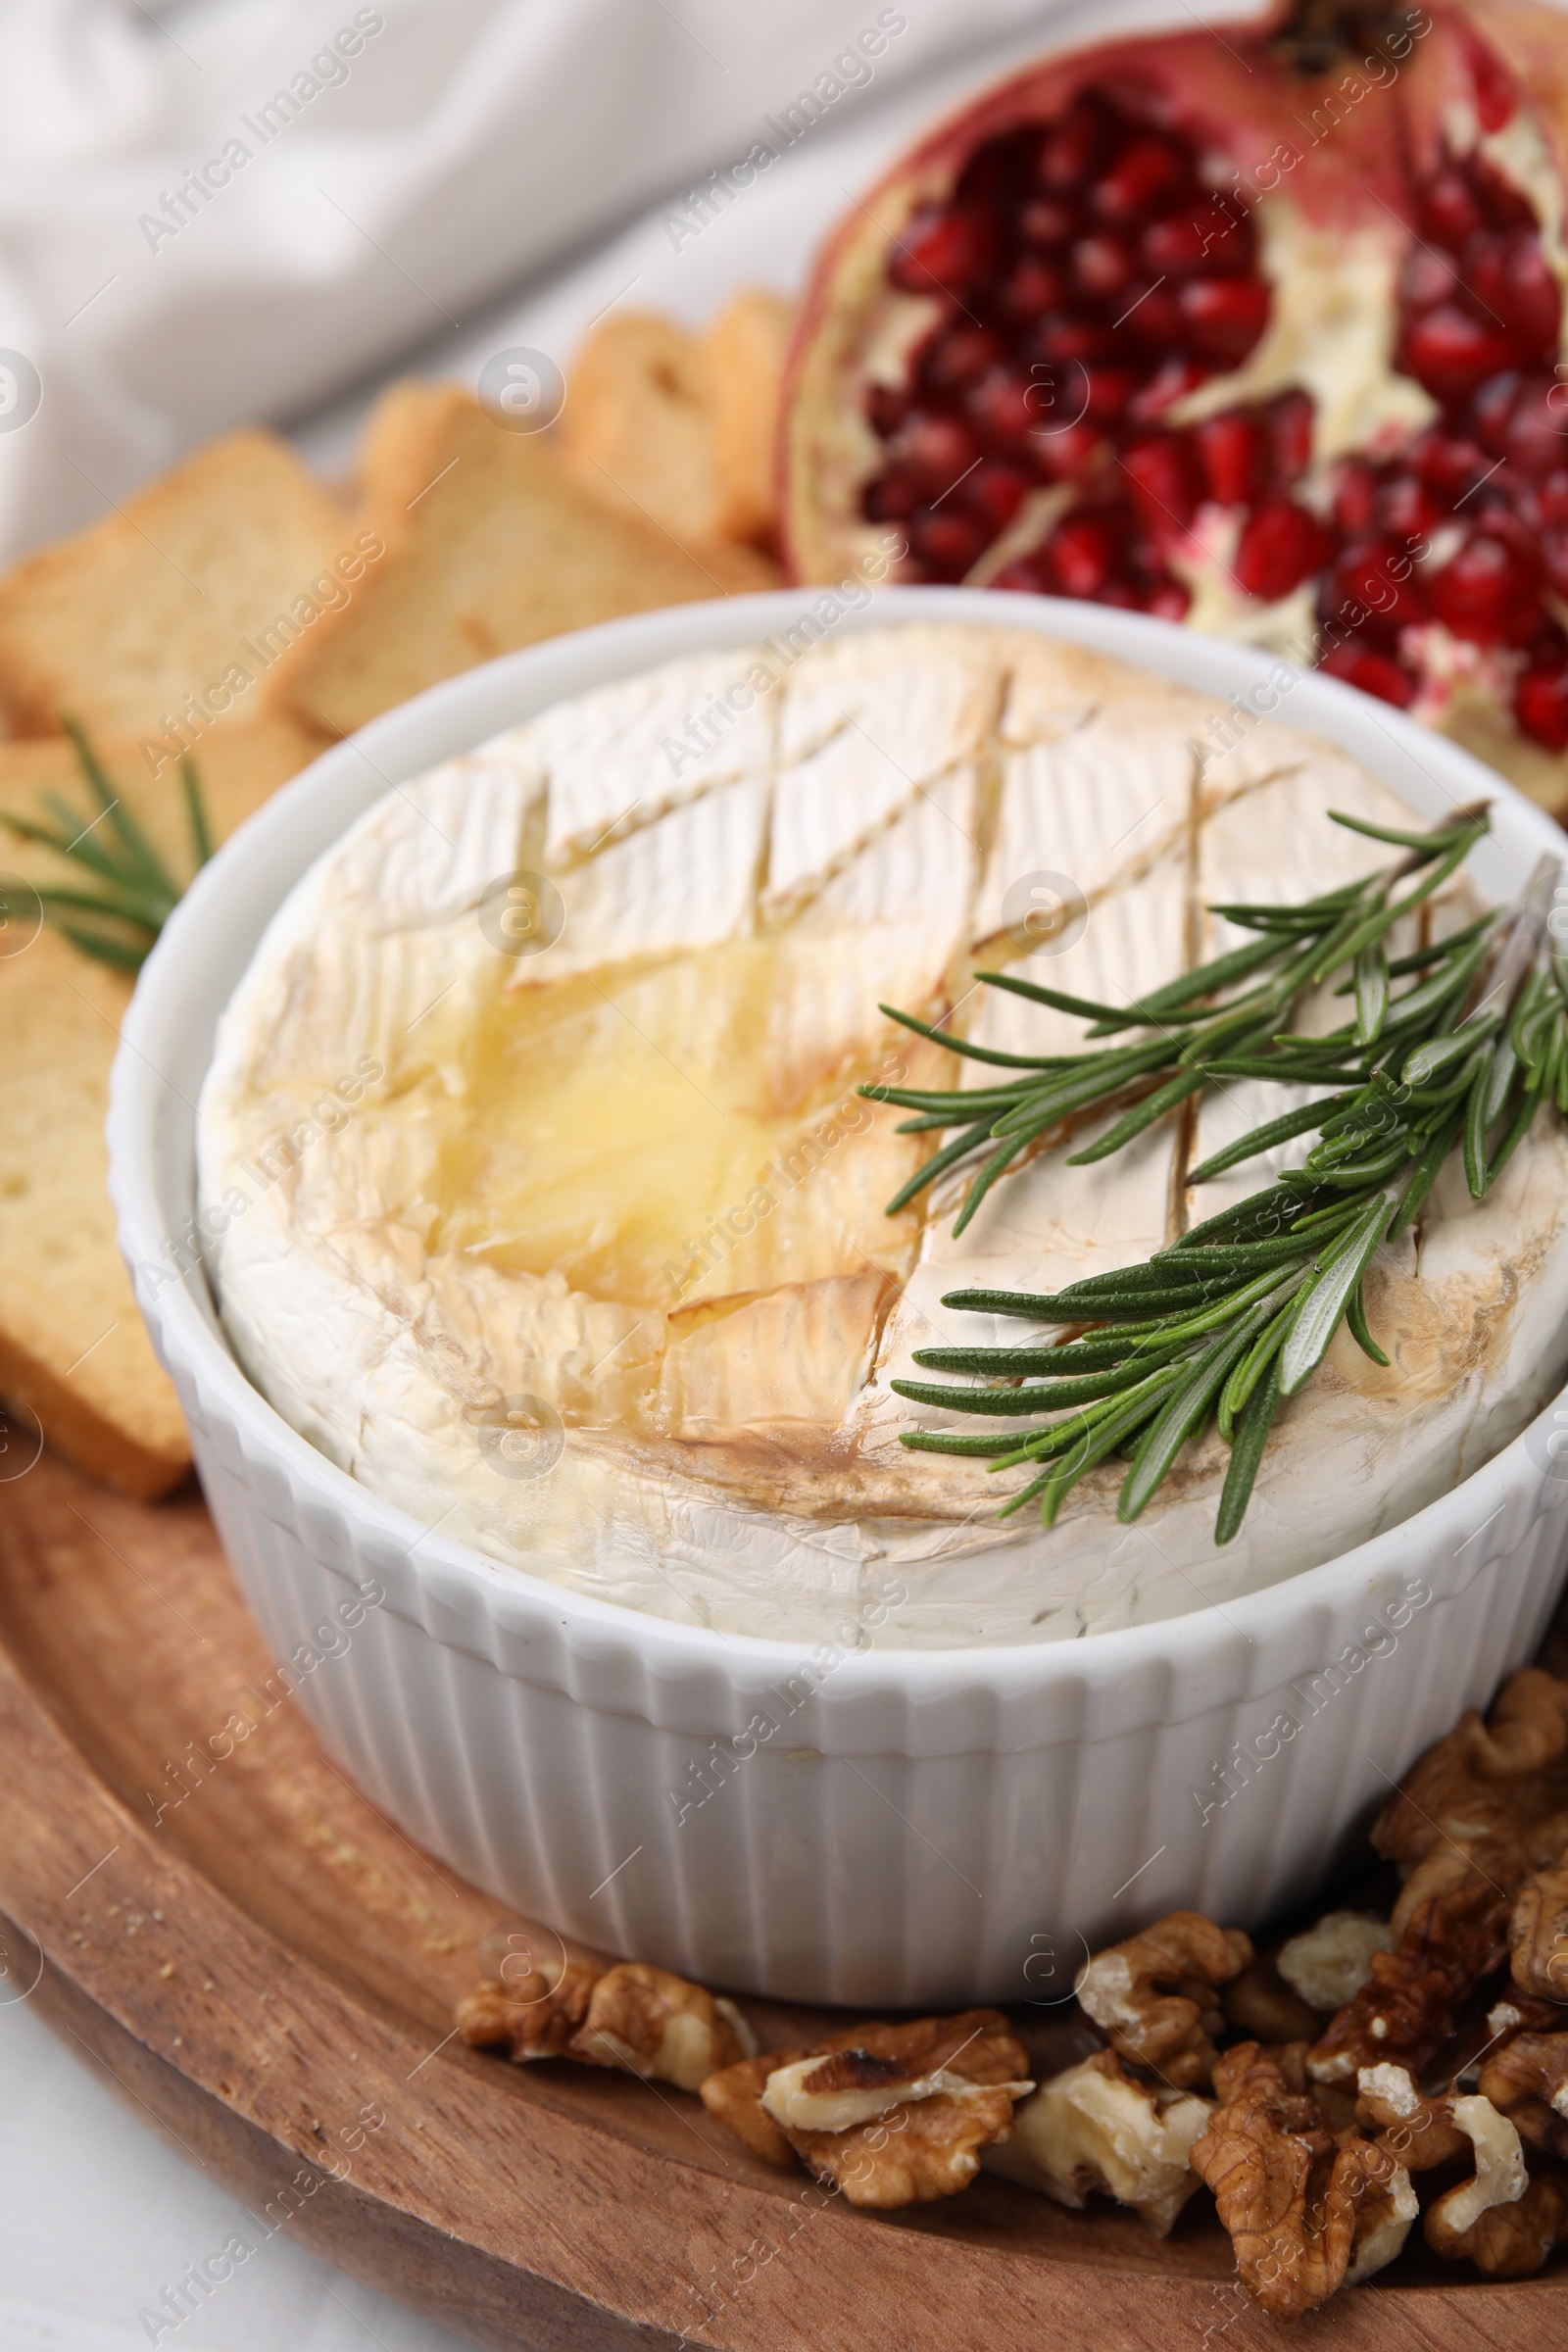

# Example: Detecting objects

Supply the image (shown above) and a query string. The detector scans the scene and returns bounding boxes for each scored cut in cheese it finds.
[197,623,1568,1647]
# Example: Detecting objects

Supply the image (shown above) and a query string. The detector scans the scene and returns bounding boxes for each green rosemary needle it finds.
[0,717,213,970]
[876,807,1567,1543]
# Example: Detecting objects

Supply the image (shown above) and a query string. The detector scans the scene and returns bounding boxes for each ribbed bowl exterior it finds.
[108,589,1568,2006]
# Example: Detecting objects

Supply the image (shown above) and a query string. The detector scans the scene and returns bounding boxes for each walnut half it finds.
[1189,2042,1416,2318]
[701,2009,1033,2208]
[1074,1911,1253,2089]
[456,1957,755,2092]
[455,1960,600,2061]
[572,1962,757,2092]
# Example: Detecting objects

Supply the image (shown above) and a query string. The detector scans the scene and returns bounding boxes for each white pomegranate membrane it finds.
[860,84,1568,752]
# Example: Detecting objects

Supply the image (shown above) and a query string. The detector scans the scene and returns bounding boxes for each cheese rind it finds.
[199,624,1568,1648]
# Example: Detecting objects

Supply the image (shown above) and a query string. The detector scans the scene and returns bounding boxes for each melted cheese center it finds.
[427,942,903,1309]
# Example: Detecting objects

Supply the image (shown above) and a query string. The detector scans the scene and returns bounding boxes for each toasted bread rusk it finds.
[0,429,353,743]
[278,383,776,740]
[0,717,324,1496]
[703,289,794,547]
[561,312,720,541]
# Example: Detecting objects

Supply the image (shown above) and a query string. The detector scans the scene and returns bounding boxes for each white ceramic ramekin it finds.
[108,587,1568,2006]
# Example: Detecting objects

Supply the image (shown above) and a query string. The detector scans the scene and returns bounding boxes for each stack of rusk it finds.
[0,291,793,1496]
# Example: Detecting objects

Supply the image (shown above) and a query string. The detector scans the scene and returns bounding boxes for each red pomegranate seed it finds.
[997,255,1067,324]
[957,127,1042,208]
[909,507,989,575]
[1030,316,1118,366]
[966,366,1039,449]
[1127,355,1209,424]
[1020,196,1077,248]
[1515,663,1568,750]
[1419,166,1486,250]
[1140,574,1193,620]
[1092,132,1190,221]
[888,205,1001,296]
[1139,214,1210,274]
[991,556,1051,594]
[1464,228,1561,351]
[867,382,911,438]
[1321,538,1429,642]
[1043,511,1119,598]
[1333,458,1380,538]
[919,324,1006,396]
[1118,280,1185,346]
[1374,472,1442,545]
[1528,469,1568,527]
[1427,531,1540,644]
[1471,492,1536,559]
[1522,612,1568,666]
[1408,425,1489,503]
[861,472,918,522]
[1039,91,1119,191]
[1503,373,1568,476]
[1081,364,1137,424]
[1320,637,1417,709]
[1398,304,1524,402]
[1097,579,1142,608]
[1234,498,1332,602]
[896,410,978,488]
[1120,430,1202,529]
[1194,408,1267,507]
[1539,529,1568,600]
[1178,277,1271,365]
[1469,151,1535,231]
[1462,28,1517,134]
[1265,389,1315,485]
[1071,230,1134,299]
[1401,245,1461,310]
[1469,369,1524,457]
[1034,418,1103,481]
[964,459,1029,531]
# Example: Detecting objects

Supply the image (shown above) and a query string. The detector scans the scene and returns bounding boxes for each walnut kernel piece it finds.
[1190,2042,1415,2318]
[569,1962,757,2091]
[1074,1911,1253,2089]
[1480,2033,1568,2159]
[1374,1668,1568,1936]
[1305,1879,1509,2083]
[1277,1913,1394,2016]
[455,1960,600,2060]
[1510,1857,1568,2003]
[760,2047,1031,2134]
[1354,2063,1470,2170]
[793,2084,1024,2208]
[1423,2094,1531,2265]
[700,2050,803,2167]
[984,2050,1212,2237]
[1427,2169,1568,2278]
[702,2009,1032,2206]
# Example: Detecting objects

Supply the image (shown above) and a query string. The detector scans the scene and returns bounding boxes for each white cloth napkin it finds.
[0,0,1194,564]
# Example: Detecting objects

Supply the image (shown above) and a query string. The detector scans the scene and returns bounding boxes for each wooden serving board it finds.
[1,1451,1565,2350]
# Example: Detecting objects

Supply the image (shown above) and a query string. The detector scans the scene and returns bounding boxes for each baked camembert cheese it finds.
[198,623,1568,1645]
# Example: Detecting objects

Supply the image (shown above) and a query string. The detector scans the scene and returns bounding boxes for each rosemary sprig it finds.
[870,808,1568,1542]
[0,717,212,969]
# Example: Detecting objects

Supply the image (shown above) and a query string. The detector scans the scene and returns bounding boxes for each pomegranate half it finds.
[779,1,1568,797]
